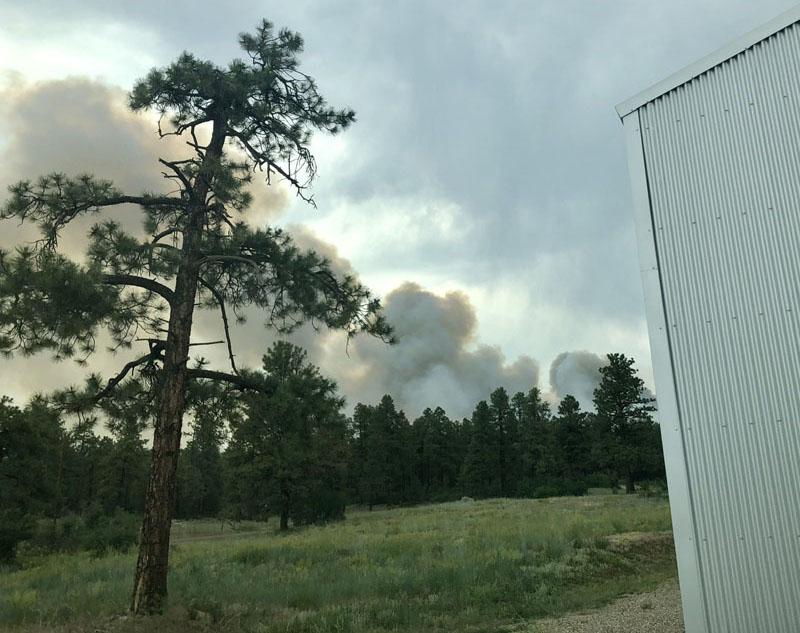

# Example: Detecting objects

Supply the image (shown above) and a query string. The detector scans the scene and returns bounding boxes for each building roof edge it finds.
[616,5,800,119]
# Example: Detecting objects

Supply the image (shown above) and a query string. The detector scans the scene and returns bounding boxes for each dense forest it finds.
[0,342,664,563]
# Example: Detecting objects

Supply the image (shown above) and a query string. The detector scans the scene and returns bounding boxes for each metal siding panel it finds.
[639,24,800,633]
[622,112,710,633]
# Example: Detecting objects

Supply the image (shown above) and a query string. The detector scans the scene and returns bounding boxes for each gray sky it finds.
[0,1,796,418]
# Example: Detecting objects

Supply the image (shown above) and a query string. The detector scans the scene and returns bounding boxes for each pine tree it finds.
[411,406,463,499]
[516,387,553,486]
[0,397,62,560]
[353,395,411,508]
[226,342,348,530]
[0,20,391,613]
[592,353,657,493]
[489,387,520,496]
[176,383,230,518]
[461,401,499,497]
[553,394,591,482]
[98,383,150,514]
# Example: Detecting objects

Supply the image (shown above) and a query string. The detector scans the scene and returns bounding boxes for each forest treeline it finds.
[0,342,664,562]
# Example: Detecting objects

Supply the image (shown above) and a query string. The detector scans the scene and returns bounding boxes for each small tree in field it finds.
[226,341,349,531]
[0,20,391,614]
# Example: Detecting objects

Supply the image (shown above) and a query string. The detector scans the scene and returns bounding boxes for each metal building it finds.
[617,7,800,633]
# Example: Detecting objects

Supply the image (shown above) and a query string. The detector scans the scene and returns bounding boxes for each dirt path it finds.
[525,578,685,633]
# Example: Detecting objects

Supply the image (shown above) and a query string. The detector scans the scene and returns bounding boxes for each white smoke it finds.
[337,282,541,419]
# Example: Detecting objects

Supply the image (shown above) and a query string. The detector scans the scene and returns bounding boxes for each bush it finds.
[584,472,614,488]
[291,489,347,526]
[637,479,668,499]
[19,509,139,562]
[81,509,140,556]
[0,509,34,563]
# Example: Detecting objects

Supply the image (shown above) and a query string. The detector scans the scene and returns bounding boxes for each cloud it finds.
[0,71,656,423]
[334,282,540,419]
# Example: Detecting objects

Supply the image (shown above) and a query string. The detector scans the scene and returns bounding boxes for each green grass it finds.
[0,496,675,632]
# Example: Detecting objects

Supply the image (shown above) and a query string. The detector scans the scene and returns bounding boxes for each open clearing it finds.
[0,496,678,632]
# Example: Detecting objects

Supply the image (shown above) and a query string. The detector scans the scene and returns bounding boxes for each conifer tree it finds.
[176,383,230,518]
[516,387,553,484]
[461,401,498,497]
[592,353,657,493]
[489,387,519,496]
[411,406,462,497]
[227,341,348,530]
[355,395,412,507]
[0,20,391,613]
[553,394,590,482]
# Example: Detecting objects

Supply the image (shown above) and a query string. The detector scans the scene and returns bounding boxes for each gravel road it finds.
[525,578,685,633]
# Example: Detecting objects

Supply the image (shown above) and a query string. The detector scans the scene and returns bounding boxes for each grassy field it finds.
[0,496,676,632]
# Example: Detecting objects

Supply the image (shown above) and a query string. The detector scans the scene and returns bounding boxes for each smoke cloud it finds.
[0,77,640,424]
[547,350,607,411]
[335,282,540,419]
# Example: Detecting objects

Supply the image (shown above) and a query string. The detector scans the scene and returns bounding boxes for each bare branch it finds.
[158,159,197,202]
[199,277,238,374]
[102,274,176,305]
[152,227,181,244]
[186,368,272,393]
[93,350,162,402]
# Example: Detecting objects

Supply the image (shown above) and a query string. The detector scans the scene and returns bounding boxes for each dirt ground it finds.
[523,578,685,633]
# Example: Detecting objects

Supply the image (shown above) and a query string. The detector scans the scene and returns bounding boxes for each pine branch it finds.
[186,368,273,393]
[93,350,163,403]
[102,274,176,305]
[199,277,238,374]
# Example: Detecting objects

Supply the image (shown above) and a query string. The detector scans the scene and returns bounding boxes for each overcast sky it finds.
[0,1,796,418]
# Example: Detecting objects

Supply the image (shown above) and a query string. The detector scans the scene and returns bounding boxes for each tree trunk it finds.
[625,469,635,494]
[130,115,227,615]
[130,278,197,614]
[279,477,290,532]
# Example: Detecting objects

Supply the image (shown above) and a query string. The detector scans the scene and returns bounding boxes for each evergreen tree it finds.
[411,407,463,499]
[516,387,553,487]
[461,401,499,498]
[592,353,658,493]
[62,413,107,514]
[226,342,348,530]
[0,397,62,560]
[0,20,391,612]
[176,383,230,518]
[98,383,150,514]
[489,387,520,496]
[353,395,412,508]
[553,394,591,482]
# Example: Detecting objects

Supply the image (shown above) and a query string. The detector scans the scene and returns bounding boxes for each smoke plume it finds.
[335,282,540,419]
[547,350,607,411]
[0,77,635,424]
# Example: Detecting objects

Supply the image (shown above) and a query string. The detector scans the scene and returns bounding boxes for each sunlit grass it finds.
[0,496,675,632]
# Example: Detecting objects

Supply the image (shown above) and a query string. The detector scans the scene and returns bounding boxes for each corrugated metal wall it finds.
[638,22,800,633]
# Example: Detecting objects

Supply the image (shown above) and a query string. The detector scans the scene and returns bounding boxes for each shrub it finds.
[81,509,139,556]
[637,479,668,499]
[0,509,34,563]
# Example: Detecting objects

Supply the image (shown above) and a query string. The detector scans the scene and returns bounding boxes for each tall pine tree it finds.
[592,353,658,493]
[0,20,392,612]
